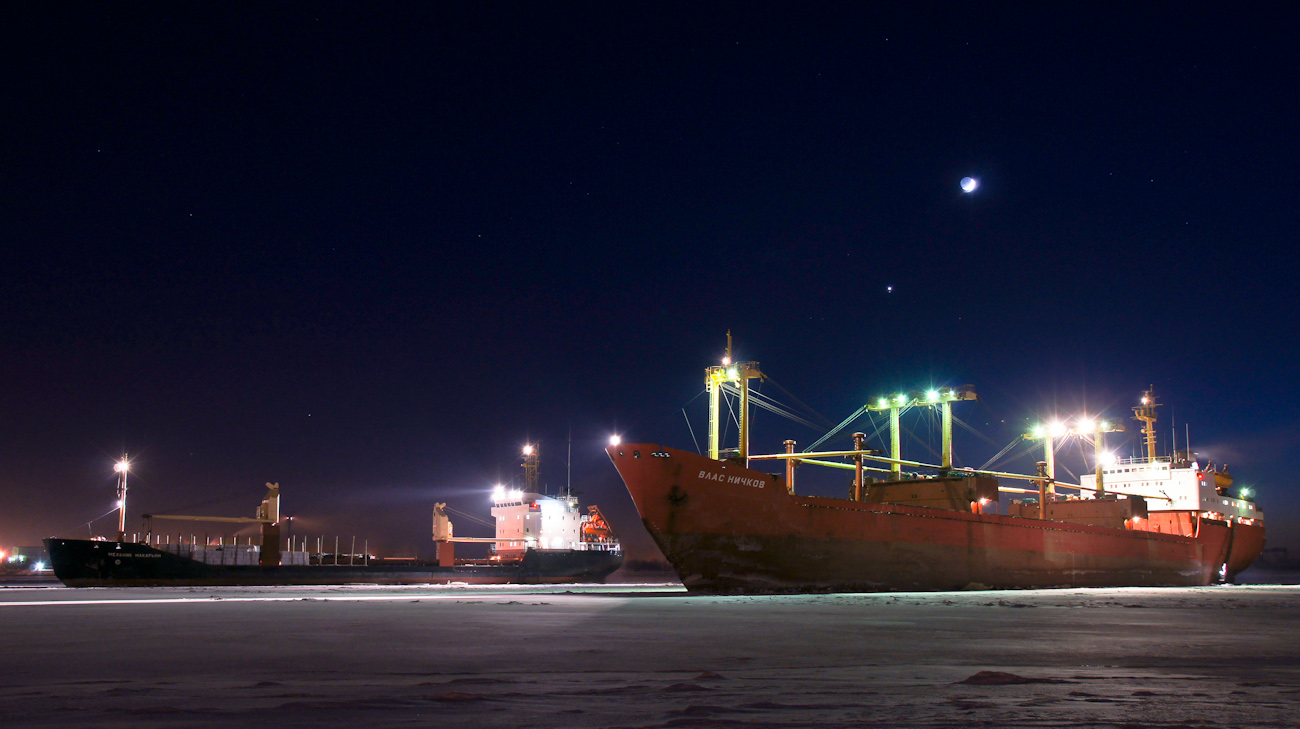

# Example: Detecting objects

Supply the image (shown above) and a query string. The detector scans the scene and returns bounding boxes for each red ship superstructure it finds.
[606,339,1265,593]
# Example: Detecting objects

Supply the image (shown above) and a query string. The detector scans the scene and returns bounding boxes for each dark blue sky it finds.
[3,3,1297,558]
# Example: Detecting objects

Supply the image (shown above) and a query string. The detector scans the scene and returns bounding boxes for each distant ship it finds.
[607,339,1265,593]
[45,445,622,587]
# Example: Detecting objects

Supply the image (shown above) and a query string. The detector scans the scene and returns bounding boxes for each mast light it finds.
[608,435,621,446]
[114,459,129,473]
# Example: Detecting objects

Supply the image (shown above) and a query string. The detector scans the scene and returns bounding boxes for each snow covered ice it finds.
[2,583,1299,728]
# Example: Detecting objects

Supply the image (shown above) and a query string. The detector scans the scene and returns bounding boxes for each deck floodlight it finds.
[609,435,621,446]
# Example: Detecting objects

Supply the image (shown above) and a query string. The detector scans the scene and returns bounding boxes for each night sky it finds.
[4,4,1297,560]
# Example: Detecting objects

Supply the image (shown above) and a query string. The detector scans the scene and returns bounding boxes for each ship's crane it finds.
[706,330,765,461]
[141,483,282,566]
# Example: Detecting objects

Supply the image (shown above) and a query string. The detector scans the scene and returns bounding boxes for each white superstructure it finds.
[1082,456,1262,524]
[490,488,590,559]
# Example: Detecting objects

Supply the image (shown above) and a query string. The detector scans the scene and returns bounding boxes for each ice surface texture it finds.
[2,584,1298,728]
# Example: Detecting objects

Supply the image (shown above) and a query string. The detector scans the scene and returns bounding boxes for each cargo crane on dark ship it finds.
[606,336,1266,593]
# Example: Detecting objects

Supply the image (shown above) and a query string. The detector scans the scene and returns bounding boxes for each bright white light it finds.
[116,500,124,508]
[509,489,523,501]
[1099,451,1117,466]
[492,485,505,501]
[979,497,990,505]
[722,356,731,366]
[1077,419,1096,434]
[960,177,978,193]
[114,459,129,473]
[34,561,45,571]
[1048,420,1066,437]
[726,367,738,379]
[522,445,534,456]
[609,435,621,446]
[926,389,940,402]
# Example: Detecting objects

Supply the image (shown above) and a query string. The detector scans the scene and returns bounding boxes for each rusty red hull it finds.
[609,444,1263,593]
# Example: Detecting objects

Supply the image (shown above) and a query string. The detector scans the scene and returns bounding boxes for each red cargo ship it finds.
[607,342,1265,593]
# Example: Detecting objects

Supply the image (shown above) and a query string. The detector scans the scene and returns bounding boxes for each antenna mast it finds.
[522,443,540,493]
[1132,387,1160,460]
